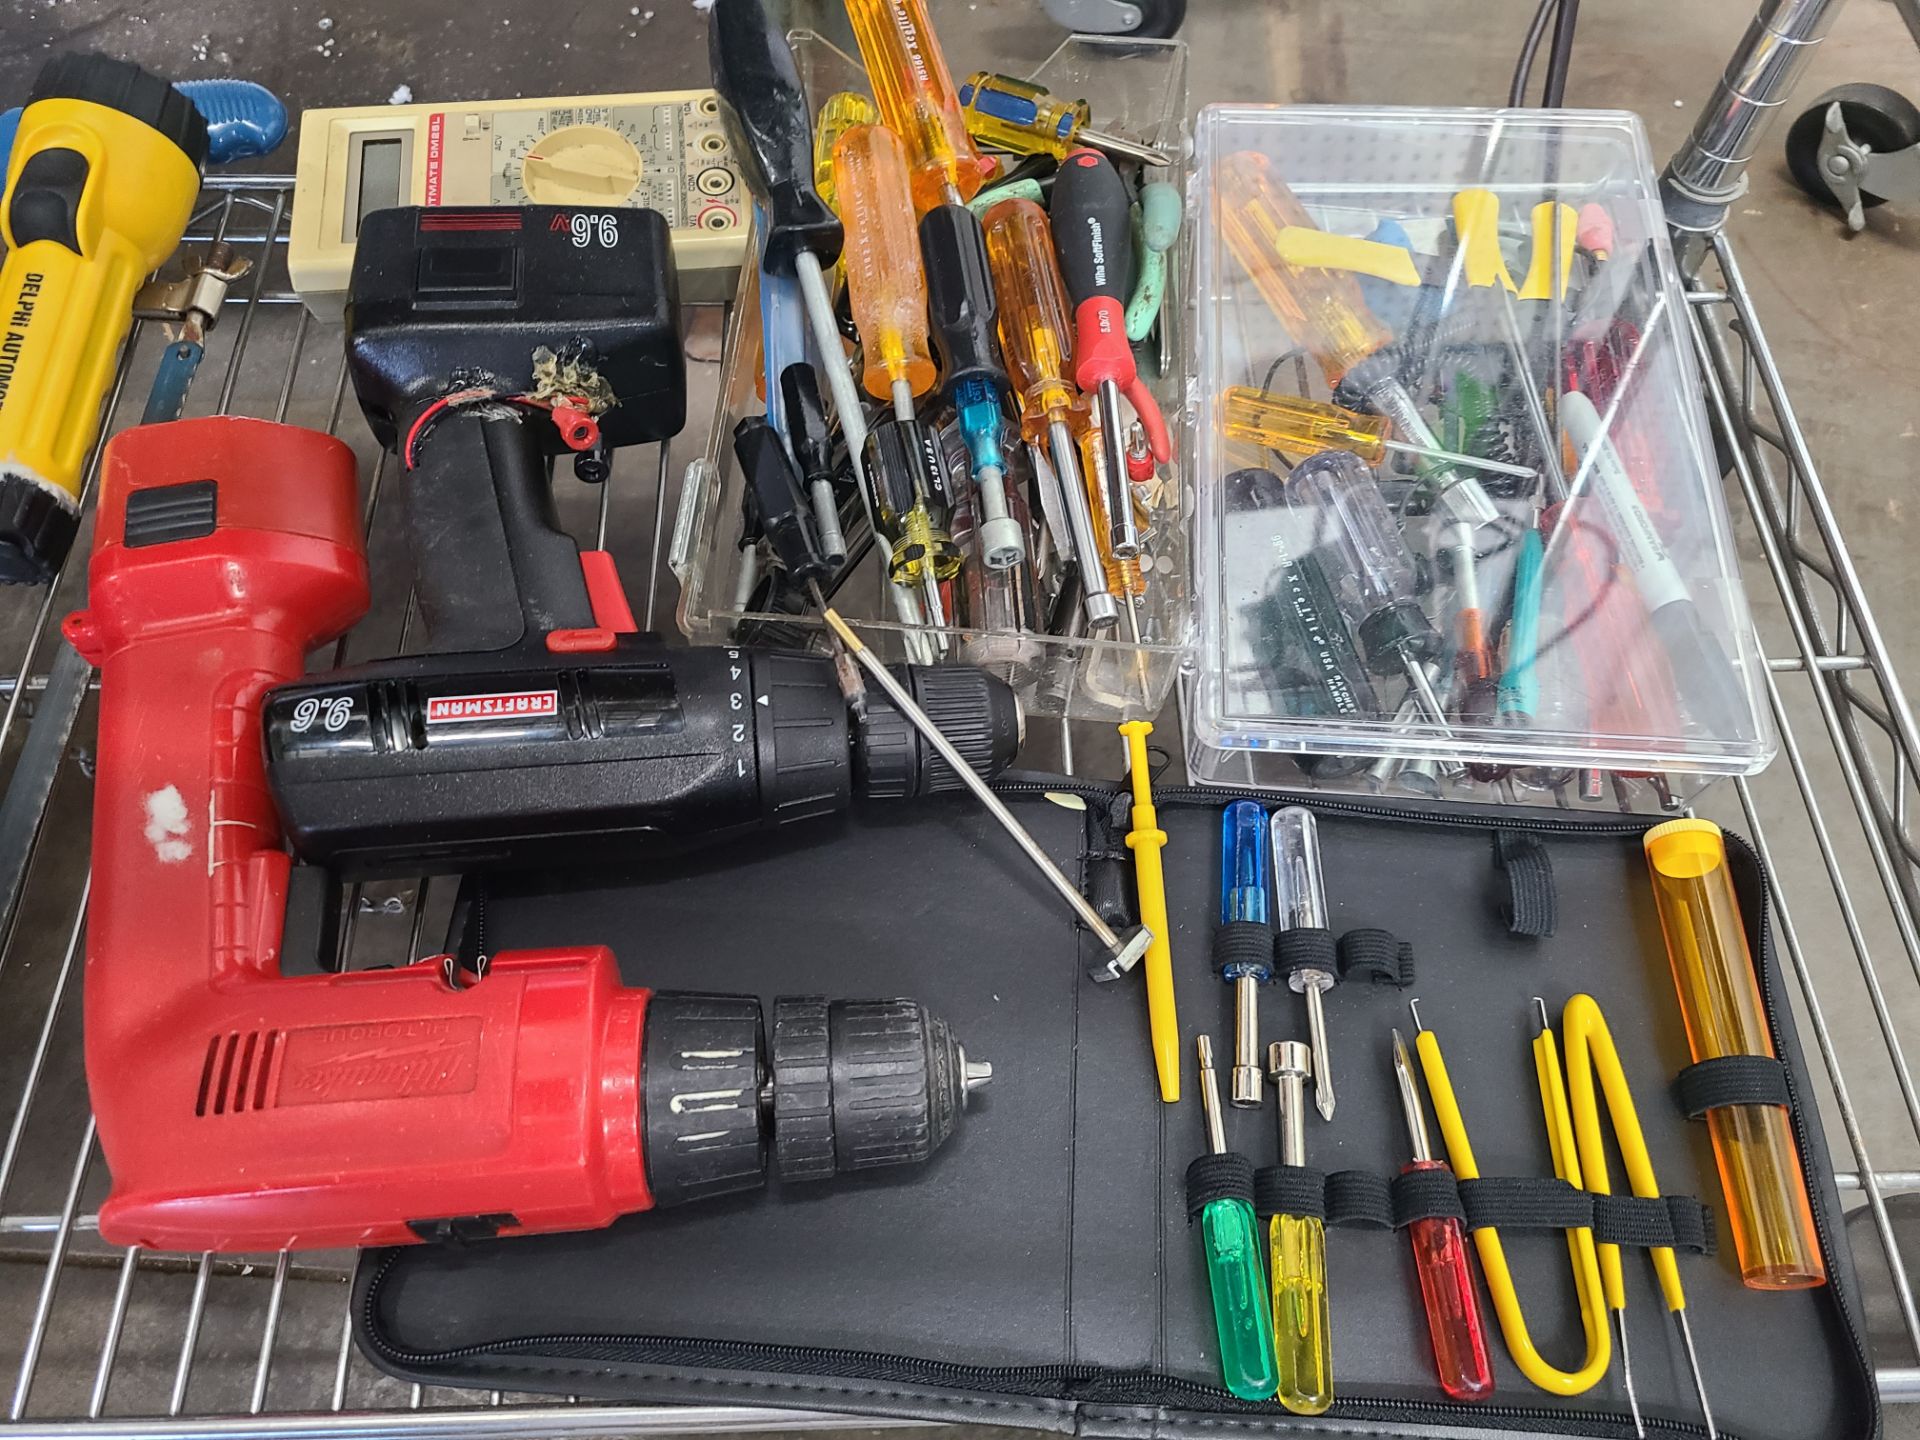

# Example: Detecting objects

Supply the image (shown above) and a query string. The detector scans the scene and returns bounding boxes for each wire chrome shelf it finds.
[5,71,1920,1434]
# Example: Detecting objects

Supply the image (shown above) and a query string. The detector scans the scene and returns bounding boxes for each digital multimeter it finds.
[289,89,748,317]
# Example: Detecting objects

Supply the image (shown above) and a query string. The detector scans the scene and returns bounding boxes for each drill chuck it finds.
[643,992,987,1206]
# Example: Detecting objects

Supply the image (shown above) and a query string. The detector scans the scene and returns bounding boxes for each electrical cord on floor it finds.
[1541,0,1582,106]
[1509,0,1560,106]
[1509,0,1581,107]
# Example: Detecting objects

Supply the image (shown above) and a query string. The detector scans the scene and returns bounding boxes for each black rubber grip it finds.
[707,0,842,273]
[919,204,1008,396]
[7,148,88,252]
[778,364,836,489]
[733,415,826,584]
[1048,149,1133,306]
[27,53,208,167]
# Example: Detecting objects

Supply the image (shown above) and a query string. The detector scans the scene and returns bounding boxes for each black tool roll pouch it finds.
[353,781,1878,1440]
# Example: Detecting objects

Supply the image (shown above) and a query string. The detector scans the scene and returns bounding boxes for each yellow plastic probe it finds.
[1643,819,1826,1291]
[831,123,937,413]
[1562,993,1718,1439]
[1271,226,1423,287]
[843,0,991,213]
[1117,720,1177,1103]
[1411,1006,1612,1396]
[1450,190,1578,301]
[1213,150,1393,386]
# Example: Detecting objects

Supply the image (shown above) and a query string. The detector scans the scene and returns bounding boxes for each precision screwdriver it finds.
[958,72,1169,167]
[1222,386,1537,482]
[1219,800,1276,1108]
[1051,148,1173,558]
[981,196,1120,631]
[1267,1040,1333,1415]
[1193,1035,1279,1401]
[1391,1028,1495,1402]
[1287,450,1449,729]
[844,0,993,214]
[920,187,1026,571]
[1214,151,1497,531]
[1270,807,1335,1123]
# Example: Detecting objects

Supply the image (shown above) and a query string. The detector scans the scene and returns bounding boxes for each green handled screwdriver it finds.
[1193,1035,1279,1401]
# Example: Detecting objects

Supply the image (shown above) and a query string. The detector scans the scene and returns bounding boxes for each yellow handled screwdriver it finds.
[0,54,206,583]
[843,0,993,214]
[1267,1040,1333,1415]
[958,72,1168,167]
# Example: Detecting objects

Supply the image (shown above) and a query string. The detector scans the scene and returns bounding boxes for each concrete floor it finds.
[2,0,1920,1434]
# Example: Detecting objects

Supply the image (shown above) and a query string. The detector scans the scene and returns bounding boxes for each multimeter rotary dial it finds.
[502,121,645,204]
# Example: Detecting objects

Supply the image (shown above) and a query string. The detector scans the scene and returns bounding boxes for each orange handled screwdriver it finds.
[843,0,993,214]
[1214,151,1496,530]
[833,123,937,417]
[982,196,1119,632]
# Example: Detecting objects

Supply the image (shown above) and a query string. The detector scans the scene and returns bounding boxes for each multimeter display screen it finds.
[349,136,407,240]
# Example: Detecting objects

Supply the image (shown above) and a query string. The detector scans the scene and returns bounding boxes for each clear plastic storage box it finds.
[1185,104,1774,802]
[672,33,1190,721]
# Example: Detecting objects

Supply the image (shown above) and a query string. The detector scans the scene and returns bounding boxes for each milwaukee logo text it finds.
[277,1017,484,1104]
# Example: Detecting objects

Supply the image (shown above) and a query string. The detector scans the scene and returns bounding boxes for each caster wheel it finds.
[1042,0,1184,38]
[1785,82,1920,211]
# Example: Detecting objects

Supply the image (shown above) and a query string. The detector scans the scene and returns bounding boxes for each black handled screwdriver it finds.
[920,203,1025,571]
[709,0,873,498]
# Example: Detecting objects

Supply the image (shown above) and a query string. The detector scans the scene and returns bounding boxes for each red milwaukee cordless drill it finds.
[69,208,1002,1254]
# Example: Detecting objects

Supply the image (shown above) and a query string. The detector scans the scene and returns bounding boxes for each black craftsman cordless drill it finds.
[264,206,1021,876]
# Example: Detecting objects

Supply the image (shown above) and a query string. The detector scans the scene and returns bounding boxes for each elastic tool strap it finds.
[1493,830,1557,937]
[1673,1054,1791,1119]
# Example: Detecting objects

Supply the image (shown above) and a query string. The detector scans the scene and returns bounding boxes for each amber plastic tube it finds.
[1643,819,1826,1290]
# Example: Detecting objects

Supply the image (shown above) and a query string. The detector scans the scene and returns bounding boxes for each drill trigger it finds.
[545,550,639,653]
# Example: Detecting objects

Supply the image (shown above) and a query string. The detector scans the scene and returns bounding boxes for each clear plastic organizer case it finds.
[1186,104,1774,798]
[672,33,1190,721]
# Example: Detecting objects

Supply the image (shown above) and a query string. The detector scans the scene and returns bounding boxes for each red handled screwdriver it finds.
[1048,148,1170,559]
[1391,1028,1494,1402]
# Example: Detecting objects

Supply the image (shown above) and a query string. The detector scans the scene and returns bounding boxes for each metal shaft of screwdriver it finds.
[1096,380,1141,557]
[1676,1310,1717,1439]
[1079,126,1172,167]
[1272,807,1336,1122]
[1048,419,1119,626]
[1617,1309,1644,1439]
[822,607,1148,970]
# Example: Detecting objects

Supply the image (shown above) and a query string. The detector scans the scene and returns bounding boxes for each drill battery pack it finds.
[347,204,685,452]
